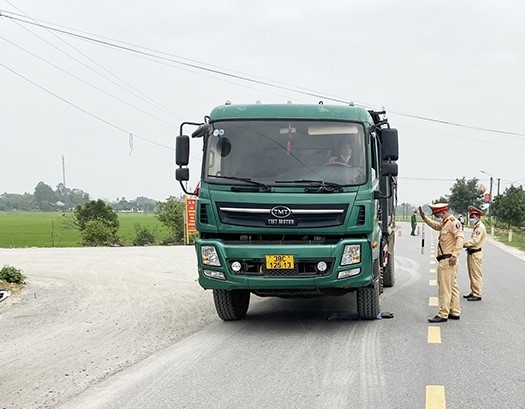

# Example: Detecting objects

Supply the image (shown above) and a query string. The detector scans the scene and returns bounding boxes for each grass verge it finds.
[0,212,171,248]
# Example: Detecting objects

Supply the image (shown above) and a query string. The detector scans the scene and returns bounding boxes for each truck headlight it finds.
[341,244,360,266]
[202,246,221,266]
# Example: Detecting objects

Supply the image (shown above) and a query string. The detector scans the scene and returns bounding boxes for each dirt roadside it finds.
[0,246,216,409]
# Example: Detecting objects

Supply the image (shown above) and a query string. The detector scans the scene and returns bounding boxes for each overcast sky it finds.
[1,0,524,205]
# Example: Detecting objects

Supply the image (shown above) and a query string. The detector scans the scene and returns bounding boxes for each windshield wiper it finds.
[208,175,272,192]
[275,179,343,193]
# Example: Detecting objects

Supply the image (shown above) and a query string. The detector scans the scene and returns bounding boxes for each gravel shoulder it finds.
[0,246,215,409]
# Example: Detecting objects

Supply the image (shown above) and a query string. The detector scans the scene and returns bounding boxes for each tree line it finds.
[0,181,157,212]
[397,177,525,228]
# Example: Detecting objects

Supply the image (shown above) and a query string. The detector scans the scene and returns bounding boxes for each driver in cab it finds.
[328,140,352,166]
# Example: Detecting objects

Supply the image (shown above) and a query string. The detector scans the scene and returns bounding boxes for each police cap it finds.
[468,205,483,216]
[428,203,448,215]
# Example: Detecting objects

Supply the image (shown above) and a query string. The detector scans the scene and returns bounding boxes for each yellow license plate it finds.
[265,255,294,269]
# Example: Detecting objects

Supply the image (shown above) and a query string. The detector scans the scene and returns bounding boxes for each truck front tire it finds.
[213,289,250,321]
[356,280,381,320]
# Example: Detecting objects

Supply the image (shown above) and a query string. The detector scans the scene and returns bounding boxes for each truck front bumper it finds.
[196,238,376,291]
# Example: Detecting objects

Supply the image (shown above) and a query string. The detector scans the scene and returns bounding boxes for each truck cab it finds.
[176,102,398,320]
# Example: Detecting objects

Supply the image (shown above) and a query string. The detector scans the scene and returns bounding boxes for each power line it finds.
[2,3,183,121]
[389,111,525,138]
[0,34,180,128]
[2,9,524,138]
[396,122,525,148]
[1,12,333,99]
[0,61,174,151]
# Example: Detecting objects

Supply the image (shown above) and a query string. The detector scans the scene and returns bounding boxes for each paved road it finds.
[2,223,525,408]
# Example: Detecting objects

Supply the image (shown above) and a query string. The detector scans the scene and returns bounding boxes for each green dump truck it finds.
[176,102,398,320]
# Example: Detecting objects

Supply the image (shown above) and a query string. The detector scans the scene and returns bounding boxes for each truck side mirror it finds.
[192,124,211,138]
[176,167,189,182]
[381,162,398,177]
[381,128,399,161]
[176,135,190,166]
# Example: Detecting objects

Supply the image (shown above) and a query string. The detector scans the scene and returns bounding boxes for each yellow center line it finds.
[426,385,446,408]
[426,238,445,409]
[428,326,441,343]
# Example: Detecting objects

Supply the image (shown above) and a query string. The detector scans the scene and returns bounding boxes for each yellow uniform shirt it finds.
[423,215,465,258]
[464,221,487,249]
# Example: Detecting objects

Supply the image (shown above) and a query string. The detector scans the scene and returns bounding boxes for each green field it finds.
[0,212,171,248]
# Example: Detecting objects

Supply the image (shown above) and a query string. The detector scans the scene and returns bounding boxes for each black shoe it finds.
[463,293,473,299]
[448,314,460,320]
[467,296,482,301]
[428,315,448,323]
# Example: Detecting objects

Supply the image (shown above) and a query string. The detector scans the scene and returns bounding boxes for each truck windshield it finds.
[203,120,367,187]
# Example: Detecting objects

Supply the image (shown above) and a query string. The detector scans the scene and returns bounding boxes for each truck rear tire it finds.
[213,289,250,321]
[356,280,381,320]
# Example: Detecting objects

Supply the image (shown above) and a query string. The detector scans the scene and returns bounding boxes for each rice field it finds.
[0,212,171,248]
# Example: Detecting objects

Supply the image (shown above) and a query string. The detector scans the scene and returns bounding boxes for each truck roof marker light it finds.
[203,270,226,280]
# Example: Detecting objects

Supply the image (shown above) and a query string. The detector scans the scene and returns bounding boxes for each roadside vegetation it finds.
[0,265,26,296]
[0,265,25,284]
[69,199,121,246]
[0,196,191,248]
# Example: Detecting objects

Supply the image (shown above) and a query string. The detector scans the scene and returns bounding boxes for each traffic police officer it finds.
[419,203,465,323]
[463,205,487,301]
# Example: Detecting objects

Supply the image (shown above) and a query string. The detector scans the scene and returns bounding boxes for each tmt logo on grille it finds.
[270,206,292,218]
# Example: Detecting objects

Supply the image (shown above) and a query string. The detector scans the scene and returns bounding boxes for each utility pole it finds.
[62,155,66,188]
[481,170,494,216]
[487,176,493,219]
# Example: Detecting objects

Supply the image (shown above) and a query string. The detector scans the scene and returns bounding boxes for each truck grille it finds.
[217,202,348,228]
